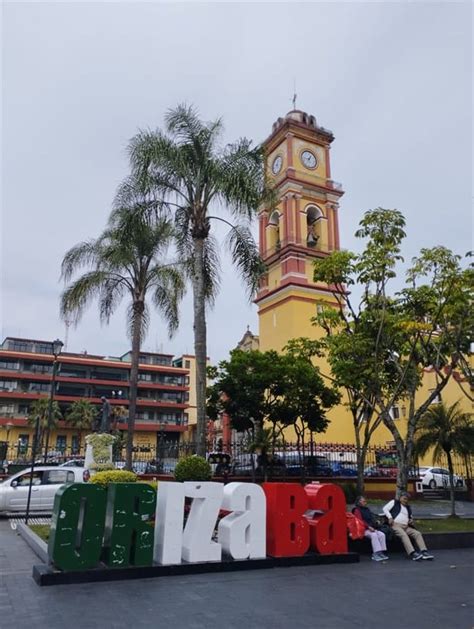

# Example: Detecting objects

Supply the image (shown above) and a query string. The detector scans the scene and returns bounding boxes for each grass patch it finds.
[415,518,474,533]
[29,524,50,542]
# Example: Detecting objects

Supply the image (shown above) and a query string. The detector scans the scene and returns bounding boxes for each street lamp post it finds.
[43,339,64,464]
[26,339,63,525]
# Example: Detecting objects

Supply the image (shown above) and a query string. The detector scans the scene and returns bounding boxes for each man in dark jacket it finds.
[383,492,434,561]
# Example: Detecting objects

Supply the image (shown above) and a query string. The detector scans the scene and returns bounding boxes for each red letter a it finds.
[304,483,348,554]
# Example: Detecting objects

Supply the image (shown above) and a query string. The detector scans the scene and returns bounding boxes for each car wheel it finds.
[429,479,437,489]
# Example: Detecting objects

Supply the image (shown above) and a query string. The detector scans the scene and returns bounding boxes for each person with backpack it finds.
[353,495,389,562]
[383,491,434,561]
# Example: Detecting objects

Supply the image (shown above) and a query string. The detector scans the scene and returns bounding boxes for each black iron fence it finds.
[1,439,471,481]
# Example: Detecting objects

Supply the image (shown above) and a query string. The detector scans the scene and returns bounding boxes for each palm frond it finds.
[150,266,186,337]
[226,223,266,299]
[201,235,221,305]
[165,104,223,150]
[98,276,127,324]
[128,129,190,201]
[213,139,265,220]
[112,174,169,222]
[60,271,115,324]
[60,239,104,282]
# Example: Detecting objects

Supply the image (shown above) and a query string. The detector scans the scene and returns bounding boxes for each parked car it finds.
[279,453,334,477]
[327,461,358,477]
[0,466,87,514]
[419,466,465,489]
[113,460,161,474]
[59,458,85,468]
[231,453,286,477]
[364,465,397,477]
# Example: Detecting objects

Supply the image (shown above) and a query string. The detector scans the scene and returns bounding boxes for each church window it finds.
[305,205,323,247]
[267,211,281,251]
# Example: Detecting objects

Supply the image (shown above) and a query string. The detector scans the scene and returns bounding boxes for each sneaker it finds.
[371,553,384,561]
[378,552,389,560]
[411,551,422,561]
[421,551,434,560]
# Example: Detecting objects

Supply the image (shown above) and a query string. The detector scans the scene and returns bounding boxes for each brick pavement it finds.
[0,519,473,629]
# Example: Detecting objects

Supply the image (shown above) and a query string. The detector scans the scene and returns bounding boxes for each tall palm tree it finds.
[65,399,97,454]
[126,104,267,455]
[27,397,62,454]
[60,195,185,470]
[414,401,474,516]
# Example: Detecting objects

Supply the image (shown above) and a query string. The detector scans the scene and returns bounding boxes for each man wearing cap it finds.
[383,492,434,561]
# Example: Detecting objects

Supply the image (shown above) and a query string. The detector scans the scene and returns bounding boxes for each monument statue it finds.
[100,396,112,433]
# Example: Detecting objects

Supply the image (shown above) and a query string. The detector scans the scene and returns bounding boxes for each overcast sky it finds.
[1,1,472,365]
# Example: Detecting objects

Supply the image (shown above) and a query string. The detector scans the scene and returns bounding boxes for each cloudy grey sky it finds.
[1,1,472,364]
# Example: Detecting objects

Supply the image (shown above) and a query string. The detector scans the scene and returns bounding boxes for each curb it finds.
[32,552,359,586]
[16,523,49,564]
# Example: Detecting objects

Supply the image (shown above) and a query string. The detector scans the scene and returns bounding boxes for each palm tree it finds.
[65,399,97,454]
[414,401,474,516]
[60,194,185,470]
[126,104,267,456]
[27,397,62,455]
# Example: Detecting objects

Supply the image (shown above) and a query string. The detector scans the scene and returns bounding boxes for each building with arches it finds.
[255,109,472,449]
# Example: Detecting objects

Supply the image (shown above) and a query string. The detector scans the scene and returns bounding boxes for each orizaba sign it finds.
[48,481,348,572]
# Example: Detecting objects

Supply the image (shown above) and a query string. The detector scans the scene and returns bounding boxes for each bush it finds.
[140,480,158,492]
[90,469,138,487]
[339,481,358,505]
[174,456,212,482]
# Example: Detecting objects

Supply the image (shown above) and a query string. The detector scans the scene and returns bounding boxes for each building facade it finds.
[255,109,472,448]
[0,337,192,454]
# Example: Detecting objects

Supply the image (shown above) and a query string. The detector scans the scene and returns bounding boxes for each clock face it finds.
[301,150,317,169]
[272,155,283,175]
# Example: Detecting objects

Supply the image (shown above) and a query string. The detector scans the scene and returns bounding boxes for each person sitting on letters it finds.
[353,495,389,562]
[383,492,434,561]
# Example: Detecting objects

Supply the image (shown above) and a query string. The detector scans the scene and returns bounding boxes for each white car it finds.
[0,466,87,514]
[419,466,464,489]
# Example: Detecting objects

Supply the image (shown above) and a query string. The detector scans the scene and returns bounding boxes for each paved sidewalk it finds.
[1,519,473,629]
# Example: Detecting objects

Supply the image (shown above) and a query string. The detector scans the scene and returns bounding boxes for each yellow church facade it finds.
[255,109,472,451]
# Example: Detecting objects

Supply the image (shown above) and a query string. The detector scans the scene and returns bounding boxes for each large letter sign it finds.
[48,481,350,572]
[182,482,223,562]
[154,482,185,565]
[262,483,310,557]
[48,483,106,571]
[103,483,156,567]
[218,482,266,559]
[305,483,348,554]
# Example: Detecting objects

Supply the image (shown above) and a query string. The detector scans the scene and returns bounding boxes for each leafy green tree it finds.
[60,184,185,470]
[128,104,267,456]
[313,208,474,494]
[414,402,474,516]
[65,399,97,453]
[207,346,339,474]
[27,397,62,453]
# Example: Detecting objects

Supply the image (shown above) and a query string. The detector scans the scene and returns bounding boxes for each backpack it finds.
[346,513,366,540]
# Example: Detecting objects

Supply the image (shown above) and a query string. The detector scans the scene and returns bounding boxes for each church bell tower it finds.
[256,110,344,352]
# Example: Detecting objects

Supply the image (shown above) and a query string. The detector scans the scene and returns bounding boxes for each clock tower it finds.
[256,110,344,352]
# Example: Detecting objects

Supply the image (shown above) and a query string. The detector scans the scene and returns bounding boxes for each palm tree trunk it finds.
[126,301,143,470]
[446,449,457,517]
[192,237,208,457]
